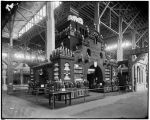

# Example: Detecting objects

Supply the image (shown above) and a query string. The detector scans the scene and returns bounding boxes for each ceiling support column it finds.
[131,30,137,65]
[131,30,136,92]
[46,2,55,61]
[131,30,137,61]
[8,13,15,46]
[132,31,136,49]
[94,2,100,33]
[117,16,123,61]
[7,14,16,93]
[7,46,14,93]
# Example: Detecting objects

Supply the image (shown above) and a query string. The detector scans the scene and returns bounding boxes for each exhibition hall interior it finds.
[1,1,149,119]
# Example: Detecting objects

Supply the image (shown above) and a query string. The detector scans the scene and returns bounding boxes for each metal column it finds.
[94,2,100,33]
[131,31,136,91]
[7,50,14,93]
[7,20,15,93]
[132,31,136,49]
[46,2,55,61]
[117,16,123,61]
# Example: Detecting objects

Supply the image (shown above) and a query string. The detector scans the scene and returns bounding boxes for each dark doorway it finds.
[87,65,103,89]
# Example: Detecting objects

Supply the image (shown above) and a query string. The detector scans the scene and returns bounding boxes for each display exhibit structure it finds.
[29,5,131,96]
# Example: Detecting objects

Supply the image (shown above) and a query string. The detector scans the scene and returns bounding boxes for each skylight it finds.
[18,5,46,37]
[18,2,62,38]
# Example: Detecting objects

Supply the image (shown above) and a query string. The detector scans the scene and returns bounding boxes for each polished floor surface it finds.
[2,90,148,118]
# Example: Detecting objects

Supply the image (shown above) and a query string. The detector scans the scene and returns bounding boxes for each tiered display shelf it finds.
[74,64,83,81]
[105,67,110,81]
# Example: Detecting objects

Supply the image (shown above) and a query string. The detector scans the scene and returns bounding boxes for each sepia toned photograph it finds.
[1,1,148,119]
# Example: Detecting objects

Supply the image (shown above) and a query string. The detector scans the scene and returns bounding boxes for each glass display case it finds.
[111,66,119,91]
[104,66,112,92]
[54,63,59,81]
[105,67,111,81]
[74,64,83,82]
[30,68,34,82]
[64,63,71,80]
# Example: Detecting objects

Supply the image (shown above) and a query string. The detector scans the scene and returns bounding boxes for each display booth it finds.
[132,53,148,91]
[29,5,122,97]
[14,63,30,85]
[117,60,132,91]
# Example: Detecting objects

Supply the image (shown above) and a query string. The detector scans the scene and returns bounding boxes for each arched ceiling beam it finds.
[77,2,91,10]
[100,21,119,35]
[102,2,140,35]
[122,11,140,34]
[16,9,46,29]
[136,29,148,44]
[80,7,119,35]
[99,2,110,19]
[18,5,44,18]
[111,3,119,9]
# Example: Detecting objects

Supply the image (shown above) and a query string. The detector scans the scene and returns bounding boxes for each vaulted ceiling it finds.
[2,1,148,53]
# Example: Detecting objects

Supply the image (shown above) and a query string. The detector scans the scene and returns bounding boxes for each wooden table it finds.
[49,91,71,109]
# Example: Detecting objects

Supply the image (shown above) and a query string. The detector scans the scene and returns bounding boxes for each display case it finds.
[53,63,59,81]
[111,66,119,91]
[105,67,111,81]
[74,64,83,82]
[104,66,112,92]
[64,63,71,80]
[50,47,74,82]
[30,68,34,82]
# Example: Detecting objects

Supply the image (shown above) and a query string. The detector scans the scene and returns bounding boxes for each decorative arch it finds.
[84,61,105,82]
